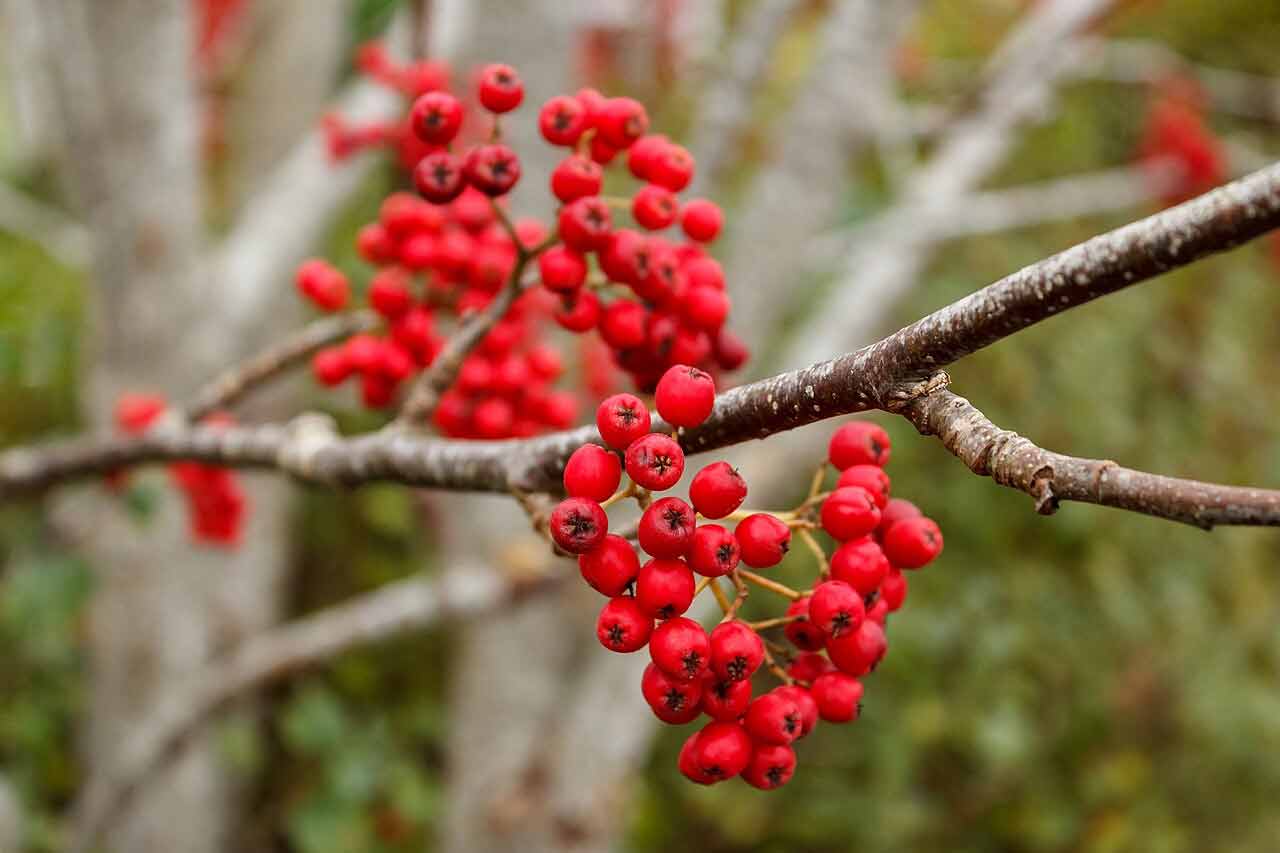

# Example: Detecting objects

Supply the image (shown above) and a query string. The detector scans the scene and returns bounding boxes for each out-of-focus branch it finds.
[0,181,91,267]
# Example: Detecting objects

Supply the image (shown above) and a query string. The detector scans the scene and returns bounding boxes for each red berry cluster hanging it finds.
[552,378,944,790]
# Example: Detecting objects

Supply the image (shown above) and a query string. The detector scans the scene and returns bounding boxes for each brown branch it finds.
[903,388,1280,529]
[185,310,380,420]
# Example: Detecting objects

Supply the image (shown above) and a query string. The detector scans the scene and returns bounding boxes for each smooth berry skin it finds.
[627,134,668,180]
[883,517,944,569]
[599,300,648,350]
[538,94,588,146]
[678,731,718,785]
[409,91,463,144]
[558,196,613,252]
[477,63,523,113]
[596,596,652,653]
[599,228,647,283]
[811,672,864,724]
[744,690,802,745]
[635,558,696,619]
[709,621,764,683]
[632,183,679,230]
[787,652,833,684]
[414,150,467,204]
[689,462,747,519]
[563,444,622,502]
[830,537,891,596]
[680,199,723,243]
[742,743,796,790]
[312,348,351,387]
[356,223,397,265]
[774,685,819,738]
[683,286,730,331]
[549,154,603,203]
[579,534,640,597]
[685,256,725,290]
[687,524,740,578]
[866,597,890,626]
[829,421,892,469]
[734,513,791,568]
[538,245,588,293]
[638,497,696,559]
[596,97,649,149]
[596,393,651,450]
[549,497,608,554]
[368,269,414,319]
[690,721,752,781]
[649,143,695,192]
[296,259,349,311]
[808,580,865,639]
[837,465,891,508]
[641,663,703,724]
[821,486,882,541]
[880,568,908,611]
[784,597,827,651]
[654,365,716,428]
[115,393,167,433]
[827,620,887,677]
[625,433,684,491]
[463,144,521,196]
[700,673,753,721]
[876,497,922,541]
[650,616,710,681]
[553,290,601,332]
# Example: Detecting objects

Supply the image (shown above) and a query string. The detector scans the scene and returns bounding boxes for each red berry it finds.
[553,290,601,332]
[742,743,796,790]
[596,392,651,450]
[642,663,703,724]
[563,444,622,502]
[472,397,514,437]
[811,672,864,723]
[880,568,907,611]
[597,596,652,652]
[700,673,753,721]
[787,651,833,684]
[744,689,802,745]
[115,393,166,433]
[538,245,588,293]
[589,135,619,165]
[414,150,467,204]
[687,721,752,781]
[638,497,696,559]
[632,184,678,230]
[558,196,613,252]
[649,143,695,192]
[356,223,397,265]
[808,580,865,639]
[599,300,648,349]
[477,63,523,113]
[784,597,827,651]
[689,462,747,519]
[650,616,710,681]
[380,192,436,237]
[709,620,764,683]
[599,228,647,283]
[655,365,715,428]
[368,268,414,319]
[360,372,396,408]
[837,465,891,508]
[821,486,882,541]
[683,286,730,332]
[827,620,887,677]
[734,513,791,568]
[687,524,740,578]
[296,259,349,311]
[579,534,640,597]
[549,496,608,554]
[678,731,717,784]
[876,497,922,541]
[409,91,463,144]
[596,97,649,149]
[830,537,891,596]
[714,328,750,372]
[680,199,723,242]
[883,517,943,568]
[463,143,521,196]
[685,256,725,290]
[538,94,588,146]
[636,557,696,619]
[866,597,889,626]
[549,154,603,203]
[625,433,684,491]
[828,421,891,469]
[627,134,669,180]
[312,347,351,386]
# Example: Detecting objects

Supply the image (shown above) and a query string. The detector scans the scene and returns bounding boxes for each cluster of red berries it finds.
[112,394,248,547]
[1138,78,1225,206]
[549,368,943,788]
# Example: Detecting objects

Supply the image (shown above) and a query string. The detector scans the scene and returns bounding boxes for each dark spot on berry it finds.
[680,651,703,677]
[716,543,735,564]
[726,655,747,680]
[783,713,799,735]
[662,505,688,531]
[765,766,784,787]
[607,624,625,647]
[663,688,686,711]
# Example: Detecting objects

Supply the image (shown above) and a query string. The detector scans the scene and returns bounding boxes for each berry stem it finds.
[708,577,734,614]
[761,643,794,686]
[747,614,801,631]
[693,575,715,598]
[805,466,826,502]
[719,570,750,622]
[737,569,803,601]
[599,480,636,510]
[796,527,830,578]
[724,508,796,523]
[487,198,520,249]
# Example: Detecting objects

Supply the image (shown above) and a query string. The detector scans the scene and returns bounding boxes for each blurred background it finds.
[1,0,1280,851]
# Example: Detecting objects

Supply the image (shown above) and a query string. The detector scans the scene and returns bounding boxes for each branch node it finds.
[885,371,951,413]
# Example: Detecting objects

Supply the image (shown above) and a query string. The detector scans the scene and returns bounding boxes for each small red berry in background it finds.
[413,151,467,204]
[463,143,521,196]
[295,259,349,311]
[681,199,723,243]
[477,63,524,113]
[538,95,588,146]
[409,91,463,144]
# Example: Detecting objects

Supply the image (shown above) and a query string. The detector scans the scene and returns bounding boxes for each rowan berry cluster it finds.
[551,370,943,789]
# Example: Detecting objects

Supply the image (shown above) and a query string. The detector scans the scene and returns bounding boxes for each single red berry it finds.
[678,730,717,784]
[687,524,740,578]
[687,721,752,782]
[636,557,696,619]
[368,268,414,319]
[115,393,166,433]
[880,568,907,611]
[638,496,696,559]
[463,143,521,196]
[589,135,619,165]
[650,616,710,681]
[787,651,833,684]
[563,444,622,502]
[553,290,601,332]
[883,517,944,569]
[596,97,649,149]
[709,621,764,683]
[558,196,613,252]
[295,259,349,311]
[876,497,922,541]
[830,536,891,596]
[477,63,523,113]
[596,596,652,653]
[714,328,750,372]
[379,192,437,237]
[579,534,640,597]
[409,91,464,144]
[784,597,827,651]
[685,256,725,290]
[821,486,882,541]
[312,347,352,387]
[472,397,514,438]
[360,372,396,409]
[599,228,646,284]
[689,462,747,519]
[683,286,731,332]
[538,94,588,146]
[774,685,819,738]
[827,620,887,677]
[414,150,467,204]
[343,333,381,372]
[539,245,588,293]
[828,421,891,469]
[625,433,684,491]
[811,672,864,723]
[808,580,865,639]
[356,223,397,265]
[742,743,796,790]
[700,672,753,721]
[596,392,651,450]
[680,199,723,242]
[627,134,669,181]
[866,596,889,626]
[632,183,679,230]
[655,365,715,428]
[525,344,562,380]
[549,154,603,203]
[649,143,695,192]
[837,465,891,508]
[744,690,802,745]
[641,662,703,724]
[734,513,791,568]
[549,496,608,554]
[599,300,648,350]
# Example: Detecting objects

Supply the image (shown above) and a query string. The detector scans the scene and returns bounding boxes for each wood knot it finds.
[884,372,951,413]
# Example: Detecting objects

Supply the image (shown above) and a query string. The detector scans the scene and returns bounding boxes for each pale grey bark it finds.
[0,775,20,853]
